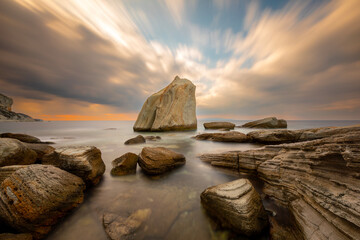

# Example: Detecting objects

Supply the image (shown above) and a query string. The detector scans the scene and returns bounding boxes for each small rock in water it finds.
[111,152,138,176]
[103,208,151,240]
[194,131,248,143]
[203,122,235,130]
[242,117,287,129]
[138,147,185,175]
[144,136,161,141]
[124,135,146,145]
[201,178,268,236]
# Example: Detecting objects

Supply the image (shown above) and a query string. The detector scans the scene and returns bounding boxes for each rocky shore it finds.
[0,93,39,122]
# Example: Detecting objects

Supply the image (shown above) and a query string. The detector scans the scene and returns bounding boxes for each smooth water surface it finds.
[1,120,359,240]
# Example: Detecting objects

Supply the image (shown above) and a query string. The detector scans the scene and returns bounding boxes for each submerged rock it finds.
[0,165,85,239]
[42,146,105,186]
[194,131,248,143]
[201,179,268,236]
[203,122,235,130]
[0,138,37,167]
[138,147,185,175]
[133,76,197,132]
[111,152,138,176]
[124,135,146,145]
[103,208,151,240]
[241,117,287,129]
[199,128,360,239]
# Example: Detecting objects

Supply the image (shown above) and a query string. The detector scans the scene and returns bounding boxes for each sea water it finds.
[0,120,359,240]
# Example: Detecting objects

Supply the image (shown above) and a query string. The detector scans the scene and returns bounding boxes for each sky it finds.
[0,0,359,120]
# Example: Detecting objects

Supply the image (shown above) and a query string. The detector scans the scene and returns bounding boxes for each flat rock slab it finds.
[111,152,138,176]
[103,209,151,240]
[242,117,287,129]
[201,178,268,236]
[194,131,248,142]
[203,122,235,129]
[124,135,145,145]
[42,146,105,186]
[138,147,185,175]
[0,165,85,239]
[0,138,37,167]
[133,76,197,131]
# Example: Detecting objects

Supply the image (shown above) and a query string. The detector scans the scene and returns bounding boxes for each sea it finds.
[0,120,359,240]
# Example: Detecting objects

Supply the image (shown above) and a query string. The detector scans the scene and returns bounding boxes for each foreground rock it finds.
[111,152,138,176]
[203,122,235,130]
[0,165,27,183]
[124,135,145,145]
[23,143,55,162]
[133,76,197,131]
[194,131,248,143]
[42,146,105,185]
[0,233,33,240]
[103,209,151,240]
[241,117,287,128]
[138,147,185,174]
[200,129,360,239]
[0,93,38,122]
[0,138,37,167]
[201,179,268,236]
[0,165,85,239]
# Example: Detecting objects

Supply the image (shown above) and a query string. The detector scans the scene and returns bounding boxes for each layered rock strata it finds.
[133,76,197,131]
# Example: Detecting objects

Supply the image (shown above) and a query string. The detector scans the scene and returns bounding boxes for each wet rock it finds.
[0,165,85,239]
[133,76,197,131]
[103,208,151,240]
[0,233,33,240]
[194,131,248,143]
[0,138,37,167]
[124,135,145,145]
[201,179,268,236]
[242,117,287,128]
[138,147,185,175]
[23,143,55,162]
[199,151,240,170]
[199,129,360,239]
[42,146,105,186]
[111,152,138,176]
[0,133,41,144]
[203,122,235,130]
[144,136,161,141]
[0,165,27,184]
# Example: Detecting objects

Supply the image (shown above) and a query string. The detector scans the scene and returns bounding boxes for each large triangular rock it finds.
[133,76,197,131]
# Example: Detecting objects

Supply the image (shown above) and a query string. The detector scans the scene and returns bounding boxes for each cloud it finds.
[164,0,185,27]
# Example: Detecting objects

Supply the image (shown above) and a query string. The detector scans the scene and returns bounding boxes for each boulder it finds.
[0,233,33,240]
[242,117,287,128]
[111,152,138,176]
[42,146,105,186]
[0,133,41,144]
[199,129,360,239]
[203,122,235,130]
[124,135,145,145]
[194,131,248,143]
[23,143,55,162]
[0,165,85,239]
[0,165,27,184]
[0,138,37,167]
[103,209,151,240]
[201,179,268,236]
[133,76,197,131]
[138,147,185,174]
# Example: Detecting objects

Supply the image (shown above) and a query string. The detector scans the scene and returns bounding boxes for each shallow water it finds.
[0,120,359,239]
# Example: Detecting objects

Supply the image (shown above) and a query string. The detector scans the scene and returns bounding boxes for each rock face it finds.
[0,94,37,122]
[201,179,268,236]
[138,147,185,174]
[0,93,13,111]
[103,209,151,240]
[42,146,105,185]
[242,117,287,128]
[199,128,360,239]
[0,138,37,167]
[111,152,138,176]
[133,76,197,132]
[203,122,235,130]
[194,131,248,143]
[0,165,27,184]
[0,133,41,144]
[124,135,146,145]
[0,233,33,240]
[0,165,85,238]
